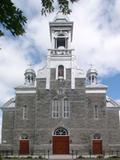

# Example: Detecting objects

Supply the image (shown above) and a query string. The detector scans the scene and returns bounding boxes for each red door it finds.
[92,140,102,154]
[19,140,29,155]
[53,136,69,154]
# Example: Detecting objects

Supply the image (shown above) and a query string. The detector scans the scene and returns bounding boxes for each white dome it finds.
[24,68,36,75]
[87,65,98,75]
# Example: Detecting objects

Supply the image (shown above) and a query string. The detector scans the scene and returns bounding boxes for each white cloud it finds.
[116,99,120,105]
[70,0,120,75]
[0,0,120,102]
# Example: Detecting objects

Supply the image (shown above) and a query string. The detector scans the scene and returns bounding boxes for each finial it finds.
[90,64,94,68]
[27,63,33,68]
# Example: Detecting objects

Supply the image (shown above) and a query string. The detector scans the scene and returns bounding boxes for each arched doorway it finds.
[53,127,69,154]
[19,133,29,155]
[92,133,102,154]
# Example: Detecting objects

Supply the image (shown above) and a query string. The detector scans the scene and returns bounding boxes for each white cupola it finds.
[24,65,36,86]
[87,65,98,85]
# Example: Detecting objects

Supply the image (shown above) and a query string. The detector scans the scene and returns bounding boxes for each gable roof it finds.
[106,96,120,108]
[1,98,15,109]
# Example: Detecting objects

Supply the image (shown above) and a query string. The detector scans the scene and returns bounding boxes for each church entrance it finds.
[92,140,102,154]
[19,134,29,155]
[53,127,69,154]
[19,140,29,154]
[92,133,102,154]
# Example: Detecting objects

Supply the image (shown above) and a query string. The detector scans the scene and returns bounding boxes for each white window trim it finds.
[62,99,70,118]
[54,127,69,135]
[52,99,60,118]
[56,65,66,80]
[23,105,28,120]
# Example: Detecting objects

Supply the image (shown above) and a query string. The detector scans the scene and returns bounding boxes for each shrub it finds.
[96,155,104,159]
[107,155,120,159]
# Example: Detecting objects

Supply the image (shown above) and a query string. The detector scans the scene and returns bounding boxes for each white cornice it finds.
[16,90,36,94]
[86,90,106,93]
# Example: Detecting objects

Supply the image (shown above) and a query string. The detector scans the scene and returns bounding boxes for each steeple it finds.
[47,12,75,82]
[87,65,98,85]
[37,12,85,90]
[24,65,36,86]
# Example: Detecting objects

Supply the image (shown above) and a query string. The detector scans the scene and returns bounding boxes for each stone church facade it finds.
[1,13,120,155]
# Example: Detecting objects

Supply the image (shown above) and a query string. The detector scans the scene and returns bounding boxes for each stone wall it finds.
[2,108,15,145]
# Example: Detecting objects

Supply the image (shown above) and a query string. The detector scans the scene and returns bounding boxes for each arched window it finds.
[63,99,70,118]
[28,75,30,83]
[94,105,98,119]
[31,76,34,82]
[58,65,64,77]
[93,133,101,139]
[21,133,29,139]
[54,127,68,135]
[52,99,59,118]
[92,75,94,83]
[23,105,27,120]
[57,38,65,48]
[55,34,66,48]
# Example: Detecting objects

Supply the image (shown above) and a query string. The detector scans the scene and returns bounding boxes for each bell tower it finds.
[49,12,73,50]
[37,12,85,89]
[46,12,76,89]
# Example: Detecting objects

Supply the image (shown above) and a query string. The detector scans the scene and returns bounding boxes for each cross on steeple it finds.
[28,63,33,67]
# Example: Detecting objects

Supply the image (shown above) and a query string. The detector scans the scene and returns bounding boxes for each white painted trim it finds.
[62,98,70,119]
[71,68,75,89]
[94,105,99,120]
[86,90,106,93]
[56,66,58,79]
[23,105,28,120]
[52,127,69,136]
[46,68,50,89]
[16,90,36,94]
[56,65,66,80]
[52,99,60,118]
[64,66,66,80]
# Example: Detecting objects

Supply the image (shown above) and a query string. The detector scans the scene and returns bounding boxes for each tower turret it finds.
[87,65,98,85]
[24,65,36,86]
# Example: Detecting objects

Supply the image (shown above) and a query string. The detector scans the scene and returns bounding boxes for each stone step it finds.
[45,154,74,160]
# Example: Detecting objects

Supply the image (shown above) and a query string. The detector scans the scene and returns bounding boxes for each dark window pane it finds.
[57,38,65,48]
[58,65,64,77]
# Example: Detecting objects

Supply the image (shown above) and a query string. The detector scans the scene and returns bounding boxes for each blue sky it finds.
[101,74,120,100]
[0,0,120,141]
